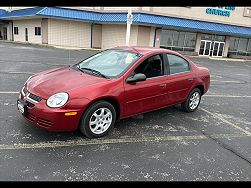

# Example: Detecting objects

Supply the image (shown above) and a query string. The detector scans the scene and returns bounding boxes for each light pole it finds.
[126,7,133,46]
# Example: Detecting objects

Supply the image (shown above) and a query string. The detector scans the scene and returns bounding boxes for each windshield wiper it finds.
[77,66,109,79]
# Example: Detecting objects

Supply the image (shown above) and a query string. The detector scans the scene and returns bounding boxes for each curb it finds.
[187,55,251,63]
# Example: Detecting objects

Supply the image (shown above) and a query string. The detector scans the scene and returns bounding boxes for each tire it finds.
[181,88,201,112]
[79,101,116,138]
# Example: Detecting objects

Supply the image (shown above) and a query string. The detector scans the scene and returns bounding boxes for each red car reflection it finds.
[17,47,210,138]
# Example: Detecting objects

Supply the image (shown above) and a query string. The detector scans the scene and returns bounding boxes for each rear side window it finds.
[166,54,190,74]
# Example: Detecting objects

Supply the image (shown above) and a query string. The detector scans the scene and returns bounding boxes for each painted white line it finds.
[0,133,249,150]
[0,71,34,75]
[210,80,245,83]
[204,95,251,98]
[0,91,19,94]
[209,57,245,62]
[200,107,251,136]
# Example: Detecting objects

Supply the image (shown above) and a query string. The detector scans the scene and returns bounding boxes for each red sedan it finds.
[17,47,210,138]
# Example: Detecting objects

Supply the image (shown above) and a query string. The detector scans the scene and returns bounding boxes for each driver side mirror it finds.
[126,73,147,83]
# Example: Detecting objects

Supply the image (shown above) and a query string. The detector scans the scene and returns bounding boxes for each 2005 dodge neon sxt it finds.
[17,46,210,138]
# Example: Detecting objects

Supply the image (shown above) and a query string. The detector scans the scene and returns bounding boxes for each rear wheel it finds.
[181,88,201,112]
[79,101,116,138]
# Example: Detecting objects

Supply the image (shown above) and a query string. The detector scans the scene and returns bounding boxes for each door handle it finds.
[188,78,194,82]
[159,84,167,88]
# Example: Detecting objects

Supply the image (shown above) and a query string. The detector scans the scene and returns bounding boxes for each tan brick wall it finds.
[152,7,251,28]
[60,7,250,28]
[149,27,156,47]
[13,19,42,44]
[48,19,91,48]
[41,18,48,44]
[137,26,151,46]
[101,24,138,49]
[92,24,102,48]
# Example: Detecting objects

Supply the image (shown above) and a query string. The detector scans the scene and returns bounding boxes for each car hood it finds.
[26,66,108,99]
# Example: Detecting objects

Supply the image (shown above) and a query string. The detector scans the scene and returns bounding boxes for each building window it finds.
[35,27,41,36]
[228,37,251,56]
[160,29,196,52]
[201,34,212,41]
[229,37,239,51]
[14,27,18,35]
[247,40,251,56]
[201,33,225,42]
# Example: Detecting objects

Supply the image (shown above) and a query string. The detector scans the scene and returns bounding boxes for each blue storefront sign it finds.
[206,7,235,17]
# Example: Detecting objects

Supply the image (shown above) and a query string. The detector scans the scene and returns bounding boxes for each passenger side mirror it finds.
[126,73,147,83]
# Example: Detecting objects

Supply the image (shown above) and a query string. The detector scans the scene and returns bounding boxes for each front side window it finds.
[166,54,190,74]
[14,27,18,35]
[134,54,163,79]
[77,49,141,78]
[35,27,41,36]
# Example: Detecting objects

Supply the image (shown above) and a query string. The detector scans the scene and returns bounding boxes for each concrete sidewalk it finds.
[187,55,251,63]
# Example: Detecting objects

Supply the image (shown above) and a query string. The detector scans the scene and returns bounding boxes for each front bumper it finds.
[18,90,84,131]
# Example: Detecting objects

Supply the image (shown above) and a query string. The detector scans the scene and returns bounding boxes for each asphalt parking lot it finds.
[0,41,251,181]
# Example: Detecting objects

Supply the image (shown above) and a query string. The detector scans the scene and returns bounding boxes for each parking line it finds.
[210,80,246,84]
[204,95,251,98]
[200,107,251,136]
[0,71,34,75]
[0,133,249,150]
[0,91,19,94]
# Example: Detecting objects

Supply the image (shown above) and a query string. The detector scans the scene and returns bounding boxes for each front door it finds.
[3,27,7,40]
[199,40,212,56]
[212,41,225,57]
[124,54,168,117]
[25,28,28,42]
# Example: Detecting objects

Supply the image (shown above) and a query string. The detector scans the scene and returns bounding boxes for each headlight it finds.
[46,92,69,108]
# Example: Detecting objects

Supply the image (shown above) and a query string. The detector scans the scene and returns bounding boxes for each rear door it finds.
[163,53,195,104]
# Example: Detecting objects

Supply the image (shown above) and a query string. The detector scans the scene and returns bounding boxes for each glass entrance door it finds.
[199,40,212,56]
[212,41,225,57]
[200,40,225,57]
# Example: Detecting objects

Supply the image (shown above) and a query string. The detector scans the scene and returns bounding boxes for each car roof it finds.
[112,46,175,56]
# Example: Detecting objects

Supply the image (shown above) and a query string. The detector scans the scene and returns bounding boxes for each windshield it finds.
[77,49,142,78]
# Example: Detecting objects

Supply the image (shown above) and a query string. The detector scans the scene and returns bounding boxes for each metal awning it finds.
[0,7,250,37]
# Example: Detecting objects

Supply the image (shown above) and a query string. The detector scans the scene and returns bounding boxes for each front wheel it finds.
[79,101,116,138]
[181,88,201,112]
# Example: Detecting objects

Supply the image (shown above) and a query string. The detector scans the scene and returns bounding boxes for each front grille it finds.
[37,118,53,128]
[28,93,42,103]
[26,112,36,122]
[26,101,35,108]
